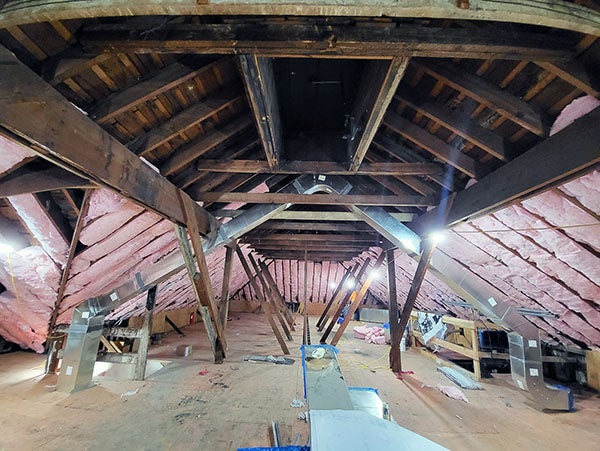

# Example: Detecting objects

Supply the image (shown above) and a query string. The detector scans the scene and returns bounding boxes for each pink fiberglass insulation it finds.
[521,191,600,252]
[8,194,68,266]
[0,134,35,177]
[0,246,61,351]
[559,170,600,216]
[550,96,600,136]
[79,189,144,246]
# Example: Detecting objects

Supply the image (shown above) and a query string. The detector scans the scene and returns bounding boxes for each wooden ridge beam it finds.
[195,159,442,176]
[0,45,217,235]
[413,60,547,136]
[88,58,230,123]
[415,106,600,232]
[79,22,573,61]
[396,90,510,162]
[160,115,253,176]
[195,191,436,207]
[0,164,96,197]
[350,57,409,171]
[129,89,244,157]
[239,54,282,169]
[384,111,488,180]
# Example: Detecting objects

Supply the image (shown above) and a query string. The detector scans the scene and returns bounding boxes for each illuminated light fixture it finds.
[0,242,14,254]
[429,231,446,243]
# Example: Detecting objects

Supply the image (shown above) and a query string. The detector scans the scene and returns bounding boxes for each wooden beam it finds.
[384,111,488,179]
[251,244,372,253]
[396,90,510,162]
[218,244,235,329]
[79,22,573,61]
[256,251,359,262]
[536,60,600,98]
[234,245,289,354]
[133,285,157,381]
[239,54,282,169]
[160,115,253,176]
[195,159,442,176]
[0,45,217,235]
[128,89,243,157]
[331,251,386,346]
[88,58,230,123]
[256,221,371,233]
[0,164,95,197]
[272,210,414,222]
[350,57,409,171]
[258,259,295,329]
[415,106,600,232]
[316,264,355,331]
[413,60,547,136]
[248,233,379,243]
[195,191,436,207]
[387,249,401,373]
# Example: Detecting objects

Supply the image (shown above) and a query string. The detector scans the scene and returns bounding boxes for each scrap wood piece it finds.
[437,366,483,390]
[242,354,295,365]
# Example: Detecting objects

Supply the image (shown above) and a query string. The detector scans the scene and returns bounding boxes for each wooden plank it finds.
[0,164,95,197]
[79,22,573,61]
[195,191,435,207]
[235,245,289,354]
[384,111,487,179]
[415,106,600,231]
[218,244,235,329]
[350,57,409,171]
[134,285,156,381]
[536,60,600,98]
[88,58,230,123]
[256,221,371,233]
[316,264,355,331]
[397,90,509,162]
[387,249,401,373]
[331,251,386,346]
[129,90,243,156]
[248,233,379,243]
[413,60,546,136]
[586,350,600,391]
[272,210,414,222]
[0,46,217,235]
[258,259,295,329]
[239,54,282,169]
[195,159,442,176]
[160,115,253,176]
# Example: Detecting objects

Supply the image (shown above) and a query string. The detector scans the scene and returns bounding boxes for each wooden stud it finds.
[387,249,402,373]
[134,285,157,381]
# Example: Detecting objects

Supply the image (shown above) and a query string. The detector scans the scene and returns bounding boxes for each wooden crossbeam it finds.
[256,251,359,261]
[0,45,217,235]
[0,164,95,197]
[536,60,600,98]
[350,57,409,171]
[247,233,379,243]
[195,191,436,207]
[256,221,371,233]
[272,210,414,222]
[413,60,547,136]
[239,54,282,169]
[396,90,510,162]
[195,159,442,176]
[384,111,488,179]
[80,22,573,61]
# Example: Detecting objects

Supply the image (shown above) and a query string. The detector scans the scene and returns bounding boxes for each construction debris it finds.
[437,367,483,390]
[242,355,295,365]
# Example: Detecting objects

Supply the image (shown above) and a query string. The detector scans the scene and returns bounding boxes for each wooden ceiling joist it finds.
[256,221,372,233]
[195,192,436,207]
[535,60,600,98]
[384,111,487,180]
[79,22,574,61]
[194,159,442,176]
[0,45,217,235]
[239,54,282,170]
[271,210,414,222]
[0,164,96,197]
[413,60,547,136]
[246,233,380,243]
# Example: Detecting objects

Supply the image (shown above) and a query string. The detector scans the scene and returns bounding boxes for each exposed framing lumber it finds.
[384,111,487,179]
[350,57,409,171]
[133,285,157,381]
[0,45,218,235]
[0,165,96,197]
[256,221,371,233]
[272,210,414,222]
[248,233,379,243]
[255,251,360,261]
[387,248,401,373]
[330,251,386,346]
[536,60,600,98]
[79,22,573,61]
[195,191,436,207]
[2,1,600,37]
[415,106,600,232]
[316,264,355,331]
[413,60,547,136]
[396,90,510,162]
[195,160,441,176]
[47,189,92,337]
[218,243,235,329]
[234,245,289,354]
[258,259,295,329]
[238,54,282,170]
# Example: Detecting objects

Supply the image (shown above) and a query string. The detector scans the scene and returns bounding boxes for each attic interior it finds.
[0,1,599,449]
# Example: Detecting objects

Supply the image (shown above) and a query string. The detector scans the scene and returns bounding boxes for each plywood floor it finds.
[0,313,598,450]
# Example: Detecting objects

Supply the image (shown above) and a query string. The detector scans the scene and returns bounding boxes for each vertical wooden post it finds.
[471,327,482,381]
[219,244,235,329]
[316,264,354,331]
[134,285,157,381]
[320,258,371,343]
[258,259,295,329]
[235,246,289,354]
[387,249,401,373]
[331,252,386,346]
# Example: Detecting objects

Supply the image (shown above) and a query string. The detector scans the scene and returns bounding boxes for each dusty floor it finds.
[0,313,599,450]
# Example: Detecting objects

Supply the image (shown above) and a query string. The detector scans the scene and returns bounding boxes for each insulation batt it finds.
[8,194,68,266]
[549,96,600,136]
[559,170,600,216]
[0,134,35,176]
